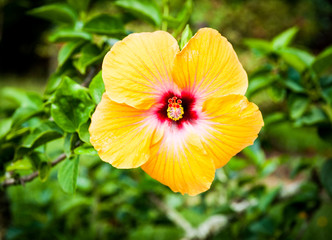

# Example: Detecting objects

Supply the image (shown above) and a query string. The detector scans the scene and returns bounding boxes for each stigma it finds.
[167,97,184,121]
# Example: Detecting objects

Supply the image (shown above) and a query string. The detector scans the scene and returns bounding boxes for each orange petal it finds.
[102,31,180,110]
[141,124,215,196]
[201,95,264,169]
[89,93,157,168]
[172,28,248,100]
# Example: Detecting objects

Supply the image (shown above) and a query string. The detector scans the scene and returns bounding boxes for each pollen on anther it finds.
[167,96,184,121]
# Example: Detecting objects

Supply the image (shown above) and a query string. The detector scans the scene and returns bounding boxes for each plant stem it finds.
[173,0,193,38]
[1,153,66,187]
[162,0,169,31]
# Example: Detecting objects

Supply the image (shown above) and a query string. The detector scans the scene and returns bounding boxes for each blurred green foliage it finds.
[1,0,332,239]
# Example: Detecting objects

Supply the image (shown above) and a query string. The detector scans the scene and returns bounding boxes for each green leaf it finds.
[320,159,332,198]
[258,186,281,212]
[244,39,272,55]
[320,75,332,88]
[51,77,95,132]
[180,24,192,50]
[163,15,181,27]
[312,45,332,75]
[45,68,77,95]
[28,3,78,25]
[0,118,12,139]
[320,76,332,105]
[284,79,306,93]
[83,14,125,36]
[264,112,286,126]
[292,182,319,203]
[249,217,275,236]
[0,87,43,109]
[290,159,312,178]
[226,157,249,170]
[89,71,105,104]
[49,29,92,43]
[247,75,275,98]
[115,0,162,26]
[288,94,310,119]
[261,160,279,177]
[294,106,328,127]
[64,132,79,156]
[78,121,91,144]
[28,151,45,171]
[303,203,332,240]
[267,85,286,102]
[73,43,107,74]
[58,156,79,194]
[6,158,33,172]
[177,0,193,23]
[58,196,92,215]
[99,182,118,195]
[242,140,265,167]
[58,40,85,67]
[22,121,63,148]
[11,107,42,128]
[284,67,306,93]
[278,47,314,72]
[129,225,182,240]
[6,127,29,142]
[74,145,97,155]
[67,0,90,12]
[45,71,65,95]
[272,27,298,50]
[39,161,51,182]
[172,0,193,37]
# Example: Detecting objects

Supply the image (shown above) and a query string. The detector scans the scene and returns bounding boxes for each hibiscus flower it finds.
[89,28,264,196]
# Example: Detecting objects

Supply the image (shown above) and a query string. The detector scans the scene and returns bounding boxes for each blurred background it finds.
[1,0,332,239]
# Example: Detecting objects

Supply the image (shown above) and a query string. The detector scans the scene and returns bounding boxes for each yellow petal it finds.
[201,95,264,169]
[141,124,215,196]
[89,93,157,168]
[102,31,180,110]
[172,28,248,100]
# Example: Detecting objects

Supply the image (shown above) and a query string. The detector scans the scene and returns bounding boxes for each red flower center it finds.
[155,91,198,128]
